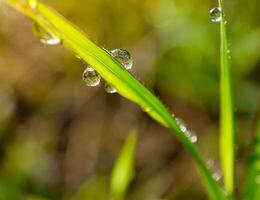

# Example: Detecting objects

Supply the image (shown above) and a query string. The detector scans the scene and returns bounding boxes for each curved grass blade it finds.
[110,131,137,200]
[218,0,235,196]
[4,0,226,199]
[243,105,260,200]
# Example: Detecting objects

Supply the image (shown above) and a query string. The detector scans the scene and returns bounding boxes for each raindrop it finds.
[210,7,222,22]
[82,66,101,87]
[110,49,133,70]
[175,117,188,132]
[33,22,61,45]
[28,0,38,9]
[104,83,117,94]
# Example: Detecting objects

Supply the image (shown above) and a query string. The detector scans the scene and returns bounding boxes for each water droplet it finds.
[186,130,198,143]
[190,135,198,143]
[213,172,222,181]
[210,7,222,22]
[255,175,260,184]
[104,83,117,93]
[28,0,38,9]
[82,67,101,87]
[75,54,81,60]
[33,22,61,45]
[110,49,133,70]
[175,117,187,132]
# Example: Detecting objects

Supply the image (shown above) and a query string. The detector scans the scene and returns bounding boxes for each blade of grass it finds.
[4,0,226,199]
[243,105,260,200]
[110,131,137,200]
[218,0,235,197]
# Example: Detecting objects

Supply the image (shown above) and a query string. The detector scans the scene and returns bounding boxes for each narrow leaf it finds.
[243,105,260,200]
[110,131,137,200]
[218,0,235,196]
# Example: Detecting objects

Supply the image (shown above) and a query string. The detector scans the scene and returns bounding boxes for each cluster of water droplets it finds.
[174,116,198,144]
[82,49,133,93]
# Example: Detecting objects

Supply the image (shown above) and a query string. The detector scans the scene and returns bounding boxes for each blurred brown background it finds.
[0,0,259,199]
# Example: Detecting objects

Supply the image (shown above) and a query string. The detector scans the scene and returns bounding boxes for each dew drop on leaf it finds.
[187,131,198,143]
[33,22,61,45]
[110,49,133,70]
[190,135,198,143]
[213,171,222,181]
[82,66,101,87]
[175,117,188,132]
[210,7,222,22]
[104,83,117,94]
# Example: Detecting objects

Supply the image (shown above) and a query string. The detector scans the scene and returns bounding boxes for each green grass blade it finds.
[4,1,226,199]
[110,131,137,200]
[243,106,260,200]
[218,0,235,196]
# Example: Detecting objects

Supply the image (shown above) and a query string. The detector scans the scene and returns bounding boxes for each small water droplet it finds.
[110,49,133,70]
[175,117,187,132]
[33,22,61,45]
[213,172,222,181]
[82,67,101,87]
[75,54,81,60]
[28,0,38,9]
[210,7,222,22]
[190,135,198,143]
[185,130,198,143]
[104,83,117,93]
[255,175,260,184]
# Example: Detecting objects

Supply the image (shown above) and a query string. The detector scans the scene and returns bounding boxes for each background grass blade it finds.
[243,105,260,200]
[218,0,235,196]
[4,0,226,199]
[110,131,137,200]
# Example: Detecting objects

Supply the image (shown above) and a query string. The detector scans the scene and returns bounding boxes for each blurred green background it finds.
[0,0,259,199]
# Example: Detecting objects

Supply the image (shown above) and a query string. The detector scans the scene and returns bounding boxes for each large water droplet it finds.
[104,83,117,94]
[82,67,101,87]
[110,49,133,70]
[28,0,38,9]
[210,7,222,22]
[33,23,61,45]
